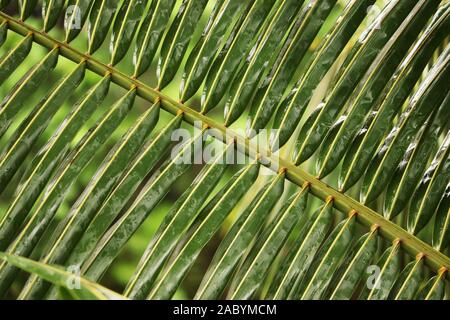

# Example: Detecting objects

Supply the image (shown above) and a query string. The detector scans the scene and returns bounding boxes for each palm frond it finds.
[0,0,448,300]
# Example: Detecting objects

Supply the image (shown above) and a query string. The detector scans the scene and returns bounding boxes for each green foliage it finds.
[0,0,448,300]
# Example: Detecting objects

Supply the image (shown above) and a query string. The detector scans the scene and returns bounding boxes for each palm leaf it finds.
[0,0,448,300]
[0,252,127,300]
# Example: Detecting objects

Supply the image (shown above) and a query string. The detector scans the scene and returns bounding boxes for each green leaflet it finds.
[20,0,39,20]
[327,0,387,94]
[224,184,308,298]
[180,0,247,102]
[0,48,59,139]
[0,34,32,85]
[383,152,412,218]
[225,177,293,299]
[0,253,127,300]
[339,4,450,191]
[18,90,157,300]
[269,201,333,299]
[201,0,276,113]
[316,115,346,175]
[88,0,119,54]
[0,77,133,298]
[271,0,376,150]
[293,102,324,161]
[146,163,260,300]
[157,0,208,89]
[433,187,450,251]
[247,0,336,137]
[196,2,253,109]
[294,0,423,165]
[389,257,424,300]
[42,0,65,32]
[385,92,450,219]
[327,23,361,93]
[356,126,396,200]
[362,241,401,300]
[324,111,377,183]
[2,77,110,251]
[195,172,285,300]
[0,62,85,196]
[338,118,373,189]
[224,187,285,298]
[415,272,446,300]
[408,134,450,235]
[57,287,77,300]
[0,21,6,47]
[125,142,233,299]
[361,46,449,204]
[299,215,356,300]
[134,0,177,77]
[224,0,303,126]
[65,0,93,42]
[0,149,67,247]
[230,187,309,300]
[330,229,378,300]
[316,0,440,178]
[0,76,110,258]
[65,115,183,271]
[110,0,147,66]
[80,130,205,282]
